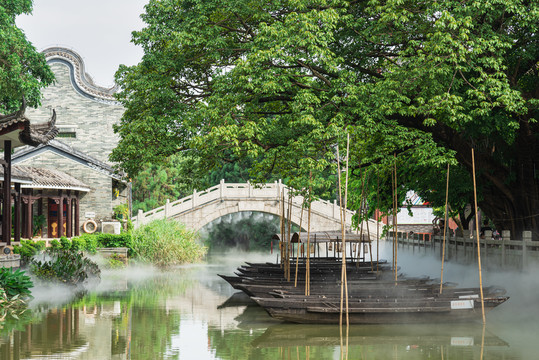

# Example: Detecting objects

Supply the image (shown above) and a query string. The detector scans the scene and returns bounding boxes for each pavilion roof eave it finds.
[0,177,33,185]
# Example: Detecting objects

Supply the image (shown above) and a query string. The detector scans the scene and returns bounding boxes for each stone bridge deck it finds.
[133,180,379,237]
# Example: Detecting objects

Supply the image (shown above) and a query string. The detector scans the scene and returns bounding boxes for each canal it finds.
[1,245,538,359]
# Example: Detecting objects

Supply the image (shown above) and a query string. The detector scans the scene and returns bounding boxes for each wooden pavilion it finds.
[0,101,58,245]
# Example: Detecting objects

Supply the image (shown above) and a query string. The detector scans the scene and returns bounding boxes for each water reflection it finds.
[0,256,536,359]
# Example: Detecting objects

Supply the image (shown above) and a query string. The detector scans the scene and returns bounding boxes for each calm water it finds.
[1,248,538,360]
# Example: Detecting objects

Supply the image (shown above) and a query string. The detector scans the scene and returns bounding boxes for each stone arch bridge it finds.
[132,180,379,238]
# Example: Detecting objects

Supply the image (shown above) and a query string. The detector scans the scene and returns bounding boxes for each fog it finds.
[377,239,539,358]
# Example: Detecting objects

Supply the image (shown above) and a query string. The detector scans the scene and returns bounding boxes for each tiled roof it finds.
[14,165,90,192]
[0,166,33,183]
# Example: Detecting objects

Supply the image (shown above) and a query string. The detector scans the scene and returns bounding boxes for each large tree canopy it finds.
[0,0,54,112]
[112,0,538,238]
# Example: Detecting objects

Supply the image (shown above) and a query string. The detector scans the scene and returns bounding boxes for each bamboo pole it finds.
[337,144,344,327]
[376,173,380,273]
[357,171,367,265]
[440,163,450,294]
[294,198,305,287]
[472,148,486,324]
[391,164,395,272]
[286,193,293,281]
[344,135,350,327]
[305,171,312,296]
[393,154,398,283]
[337,135,350,328]
[280,190,285,268]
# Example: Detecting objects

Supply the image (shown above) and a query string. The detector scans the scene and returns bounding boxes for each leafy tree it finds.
[0,0,54,112]
[113,0,538,239]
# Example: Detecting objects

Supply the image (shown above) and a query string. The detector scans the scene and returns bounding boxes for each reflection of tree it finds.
[129,306,181,359]
[207,326,335,360]
[0,307,87,359]
[0,270,196,359]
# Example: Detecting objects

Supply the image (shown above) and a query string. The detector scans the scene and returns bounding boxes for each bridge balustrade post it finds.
[248,181,252,197]
[333,200,338,219]
[165,199,170,219]
[277,179,282,199]
[193,189,197,207]
[220,179,225,198]
[523,231,531,270]
[137,209,143,228]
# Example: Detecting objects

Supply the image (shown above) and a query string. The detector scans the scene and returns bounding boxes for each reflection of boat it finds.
[217,291,255,309]
[234,304,282,329]
[251,323,509,348]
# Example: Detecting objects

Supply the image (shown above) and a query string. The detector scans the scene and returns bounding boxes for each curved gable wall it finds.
[23,47,124,164]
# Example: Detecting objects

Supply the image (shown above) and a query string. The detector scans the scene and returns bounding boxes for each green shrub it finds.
[96,233,132,249]
[50,239,61,250]
[71,238,86,251]
[83,236,98,254]
[131,219,207,267]
[31,250,100,285]
[12,240,38,264]
[0,268,33,299]
[59,236,71,250]
[34,240,47,251]
[72,233,132,255]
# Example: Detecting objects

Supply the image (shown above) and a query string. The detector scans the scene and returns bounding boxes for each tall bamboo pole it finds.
[337,144,344,327]
[344,135,350,326]
[472,148,486,324]
[305,178,312,296]
[337,135,350,328]
[376,173,380,273]
[440,163,450,294]
[393,154,398,283]
[391,164,395,272]
[280,190,285,268]
[294,198,305,287]
[286,193,293,281]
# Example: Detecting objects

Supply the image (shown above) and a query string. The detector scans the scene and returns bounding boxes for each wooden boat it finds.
[251,294,509,324]
[233,280,461,298]
[218,257,508,324]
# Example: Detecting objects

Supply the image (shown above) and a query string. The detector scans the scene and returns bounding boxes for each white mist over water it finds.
[380,239,539,359]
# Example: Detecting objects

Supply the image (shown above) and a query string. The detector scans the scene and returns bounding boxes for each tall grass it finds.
[131,219,207,266]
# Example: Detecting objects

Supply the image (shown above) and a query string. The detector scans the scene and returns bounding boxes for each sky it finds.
[16,0,149,87]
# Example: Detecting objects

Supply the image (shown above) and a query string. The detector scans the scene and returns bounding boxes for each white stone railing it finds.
[132,179,363,229]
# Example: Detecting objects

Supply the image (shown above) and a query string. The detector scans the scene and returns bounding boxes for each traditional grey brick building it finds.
[12,47,128,238]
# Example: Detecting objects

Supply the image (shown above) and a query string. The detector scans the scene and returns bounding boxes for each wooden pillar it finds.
[24,197,33,239]
[14,183,21,242]
[58,194,64,238]
[66,194,72,238]
[74,195,80,237]
[3,140,11,245]
[21,194,27,238]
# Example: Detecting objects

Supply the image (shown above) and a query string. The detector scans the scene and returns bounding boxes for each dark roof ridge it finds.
[12,139,125,181]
